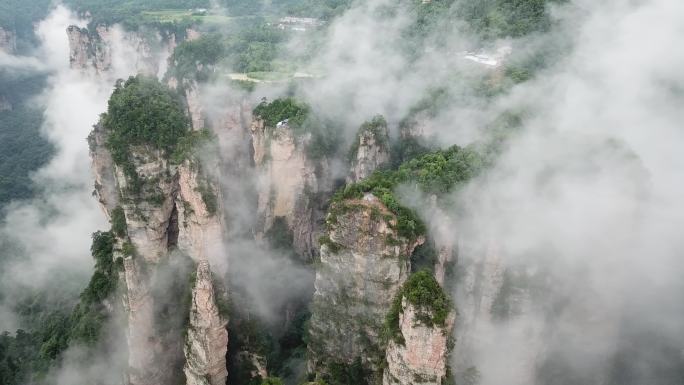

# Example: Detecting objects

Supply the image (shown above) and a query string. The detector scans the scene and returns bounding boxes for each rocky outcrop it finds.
[122,255,165,385]
[90,123,225,385]
[67,25,111,73]
[0,26,17,53]
[348,116,390,183]
[383,299,455,385]
[90,134,222,264]
[176,161,223,261]
[185,81,205,130]
[308,194,424,376]
[89,123,119,215]
[112,147,179,263]
[184,260,228,385]
[399,110,434,140]
[251,118,333,259]
[236,351,268,380]
[67,24,177,76]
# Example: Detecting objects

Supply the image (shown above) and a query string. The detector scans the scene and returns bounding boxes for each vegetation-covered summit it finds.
[253,97,342,160]
[103,75,190,163]
[332,144,485,241]
[385,270,451,344]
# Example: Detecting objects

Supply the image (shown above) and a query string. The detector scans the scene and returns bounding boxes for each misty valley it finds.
[0,1,683,385]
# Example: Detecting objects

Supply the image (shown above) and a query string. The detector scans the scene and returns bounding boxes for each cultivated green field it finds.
[140,9,261,25]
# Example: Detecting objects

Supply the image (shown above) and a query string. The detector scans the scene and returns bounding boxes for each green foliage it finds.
[385,270,451,344]
[168,34,226,81]
[322,358,369,385]
[79,232,116,304]
[254,98,342,160]
[104,75,189,161]
[318,235,342,253]
[261,377,284,385]
[333,145,483,241]
[390,136,434,169]
[171,128,214,163]
[194,178,218,216]
[410,240,438,273]
[101,75,192,194]
[0,72,53,212]
[110,206,127,237]
[224,23,284,73]
[253,97,310,128]
[223,0,352,19]
[61,0,210,28]
[0,0,51,46]
[0,106,53,211]
[266,217,294,251]
[0,230,120,384]
[121,241,137,257]
[457,0,560,39]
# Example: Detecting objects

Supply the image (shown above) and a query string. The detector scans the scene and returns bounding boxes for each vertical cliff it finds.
[308,193,424,379]
[451,242,548,385]
[347,116,390,183]
[251,117,333,260]
[383,271,455,385]
[67,25,111,74]
[184,260,229,385]
[89,76,228,385]
[67,24,177,76]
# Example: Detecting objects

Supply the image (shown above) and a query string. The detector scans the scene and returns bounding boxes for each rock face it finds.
[0,26,17,53]
[184,260,228,385]
[251,118,333,259]
[451,242,504,377]
[121,255,165,385]
[383,300,455,385]
[67,25,111,73]
[67,24,177,76]
[185,81,205,130]
[89,123,120,215]
[451,242,545,385]
[89,120,225,385]
[308,194,424,376]
[348,117,390,183]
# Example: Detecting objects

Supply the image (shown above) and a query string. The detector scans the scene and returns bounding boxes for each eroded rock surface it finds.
[67,24,176,76]
[184,260,229,385]
[251,118,333,259]
[348,118,390,183]
[383,299,455,385]
[308,194,424,375]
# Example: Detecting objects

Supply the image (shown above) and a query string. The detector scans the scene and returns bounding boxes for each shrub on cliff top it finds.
[103,75,190,165]
[384,270,451,344]
[253,97,342,160]
[348,115,390,162]
[253,97,310,128]
[332,145,484,241]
